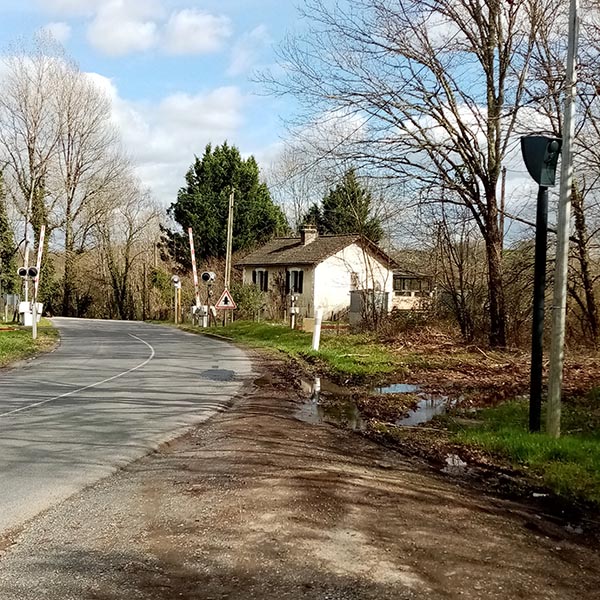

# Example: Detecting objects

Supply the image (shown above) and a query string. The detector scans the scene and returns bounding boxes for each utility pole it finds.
[547,0,579,438]
[224,189,234,290]
[224,189,234,326]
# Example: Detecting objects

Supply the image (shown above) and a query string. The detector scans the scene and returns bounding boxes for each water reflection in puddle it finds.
[375,383,420,394]
[398,397,448,426]
[295,377,364,430]
[295,377,452,429]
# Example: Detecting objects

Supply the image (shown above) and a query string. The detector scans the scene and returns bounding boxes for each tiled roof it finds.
[235,234,399,268]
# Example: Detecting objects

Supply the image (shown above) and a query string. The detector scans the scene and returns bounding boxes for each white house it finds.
[235,226,399,320]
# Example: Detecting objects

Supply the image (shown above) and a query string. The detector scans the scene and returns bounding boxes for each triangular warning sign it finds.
[215,288,237,310]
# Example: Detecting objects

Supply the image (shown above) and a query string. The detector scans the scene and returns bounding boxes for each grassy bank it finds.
[441,400,600,505]
[209,321,397,380]
[0,319,58,367]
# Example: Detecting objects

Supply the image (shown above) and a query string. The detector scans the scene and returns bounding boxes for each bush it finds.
[376,308,431,338]
[230,283,266,320]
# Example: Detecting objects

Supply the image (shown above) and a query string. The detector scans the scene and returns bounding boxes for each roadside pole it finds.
[529,186,549,432]
[188,228,201,324]
[547,0,579,438]
[312,309,323,351]
[224,189,234,326]
[171,275,181,324]
[31,225,45,341]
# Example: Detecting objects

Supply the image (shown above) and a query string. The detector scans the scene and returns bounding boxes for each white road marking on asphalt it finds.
[0,334,156,419]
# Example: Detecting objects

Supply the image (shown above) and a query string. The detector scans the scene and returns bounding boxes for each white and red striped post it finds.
[32,224,45,340]
[34,225,45,300]
[188,227,201,312]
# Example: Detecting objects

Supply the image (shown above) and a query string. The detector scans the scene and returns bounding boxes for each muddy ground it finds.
[0,356,599,599]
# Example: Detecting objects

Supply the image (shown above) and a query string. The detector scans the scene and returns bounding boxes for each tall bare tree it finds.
[50,66,125,315]
[96,176,160,320]
[0,35,131,315]
[0,36,64,276]
[525,2,600,345]
[265,0,563,346]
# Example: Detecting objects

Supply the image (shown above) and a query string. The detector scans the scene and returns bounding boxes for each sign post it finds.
[521,136,562,432]
[171,275,181,324]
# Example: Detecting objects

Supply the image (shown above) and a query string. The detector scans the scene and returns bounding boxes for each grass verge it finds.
[0,318,59,368]
[207,321,397,381]
[442,399,600,505]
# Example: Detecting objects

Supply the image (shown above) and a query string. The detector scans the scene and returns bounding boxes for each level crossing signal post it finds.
[520,135,562,432]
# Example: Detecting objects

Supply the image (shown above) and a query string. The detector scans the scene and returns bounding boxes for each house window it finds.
[252,269,269,292]
[285,269,304,294]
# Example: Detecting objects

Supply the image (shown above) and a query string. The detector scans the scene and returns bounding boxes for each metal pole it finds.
[225,190,234,290]
[33,225,45,302]
[529,186,548,432]
[547,0,579,438]
[174,284,178,325]
[224,190,234,326]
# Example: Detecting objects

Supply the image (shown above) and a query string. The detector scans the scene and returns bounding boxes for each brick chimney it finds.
[300,225,318,245]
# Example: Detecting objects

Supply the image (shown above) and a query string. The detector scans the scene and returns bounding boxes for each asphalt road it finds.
[0,318,252,534]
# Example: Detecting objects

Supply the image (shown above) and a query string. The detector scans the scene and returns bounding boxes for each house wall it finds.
[391,291,435,311]
[313,243,394,320]
[242,266,316,317]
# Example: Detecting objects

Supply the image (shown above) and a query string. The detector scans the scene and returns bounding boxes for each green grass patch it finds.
[0,319,58,367]
[444,400,600,505]
[214,321,397,379]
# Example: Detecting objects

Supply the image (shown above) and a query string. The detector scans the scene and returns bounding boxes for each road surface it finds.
[0,318,252,534]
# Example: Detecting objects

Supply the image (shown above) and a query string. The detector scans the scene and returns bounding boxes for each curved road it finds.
[0,318,252,534]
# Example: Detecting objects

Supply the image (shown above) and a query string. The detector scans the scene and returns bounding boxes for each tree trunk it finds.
[62,215,74,316]
[571,184,599,342]
[485,210,506,348]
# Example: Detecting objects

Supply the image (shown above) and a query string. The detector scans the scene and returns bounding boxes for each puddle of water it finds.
[373,381,451,426]
[296,377,364,431]
[299,376,352,397]
[296,398,365,431]
[200,369,235,382]
[397,397,449,426]
[375,383,420,394]
[296,377,452,431]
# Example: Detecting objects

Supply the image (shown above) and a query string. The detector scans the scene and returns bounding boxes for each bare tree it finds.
[49,66,125,316]
[0,36,64,278]
[264,0,564,346]
[0,35,133,316]
[525,2,600,345]
[95,176,161,320]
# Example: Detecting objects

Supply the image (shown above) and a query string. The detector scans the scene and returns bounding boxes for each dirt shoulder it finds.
[0,356,598,599]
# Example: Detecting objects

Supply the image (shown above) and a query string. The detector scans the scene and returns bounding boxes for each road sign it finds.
[215,288,237,310]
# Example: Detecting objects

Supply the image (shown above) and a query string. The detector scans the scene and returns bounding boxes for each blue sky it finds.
[0,0,302,206]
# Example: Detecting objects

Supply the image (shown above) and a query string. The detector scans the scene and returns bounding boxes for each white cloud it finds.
[41,21,72,44]
[227,24,270,76]
[38,0,234,57]
[86,74,246,204]
[87,1,159,56]
[36,0,105,17]
[162,9,232,55]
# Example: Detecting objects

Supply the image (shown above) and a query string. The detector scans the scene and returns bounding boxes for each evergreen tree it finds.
[165,142,288,265]
[299,203,323,230]
[0,174,17,294]
[302,169,383,242]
